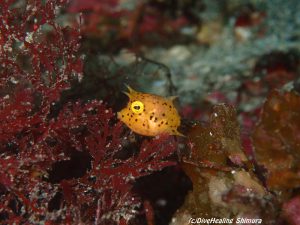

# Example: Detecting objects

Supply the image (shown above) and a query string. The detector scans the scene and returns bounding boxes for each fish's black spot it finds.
[130,115,133,118]
[150,115,153,120]
[163,103,167,106]
[127,113,129,116]
[162,113,165,117]
[121,115,124,118]
[138,113,142,116]
[143,124,145,127]
[135,119,138,122]
[160,121,164,124]
[154,117,158,122]
[158,124,161,127]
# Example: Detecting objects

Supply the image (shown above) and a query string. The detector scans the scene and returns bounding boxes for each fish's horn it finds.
[125,84,135,93]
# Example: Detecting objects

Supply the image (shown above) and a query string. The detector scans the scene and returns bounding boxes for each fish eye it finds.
[131,101,144,114]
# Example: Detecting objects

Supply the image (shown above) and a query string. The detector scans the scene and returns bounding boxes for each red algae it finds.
[0,1,178,224]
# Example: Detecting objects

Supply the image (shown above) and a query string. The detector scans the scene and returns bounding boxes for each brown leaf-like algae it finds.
[253,90,300,198]
[171,104,277,225]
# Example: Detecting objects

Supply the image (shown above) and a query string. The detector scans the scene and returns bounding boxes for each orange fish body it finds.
[117,86,183,136]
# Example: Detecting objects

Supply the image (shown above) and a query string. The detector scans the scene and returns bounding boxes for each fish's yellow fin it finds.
[170,129,185,137]
[176,131,186,137]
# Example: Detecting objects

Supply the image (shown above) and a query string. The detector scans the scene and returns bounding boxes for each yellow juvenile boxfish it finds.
[117,85,183,136]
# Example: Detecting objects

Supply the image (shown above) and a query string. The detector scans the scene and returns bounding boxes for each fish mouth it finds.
[117,112,121,119]
[117,111,124,120]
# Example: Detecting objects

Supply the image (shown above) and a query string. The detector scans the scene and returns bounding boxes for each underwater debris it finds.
[68,0,203,50]
[233,3,266,42]
[253,50,300,90]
